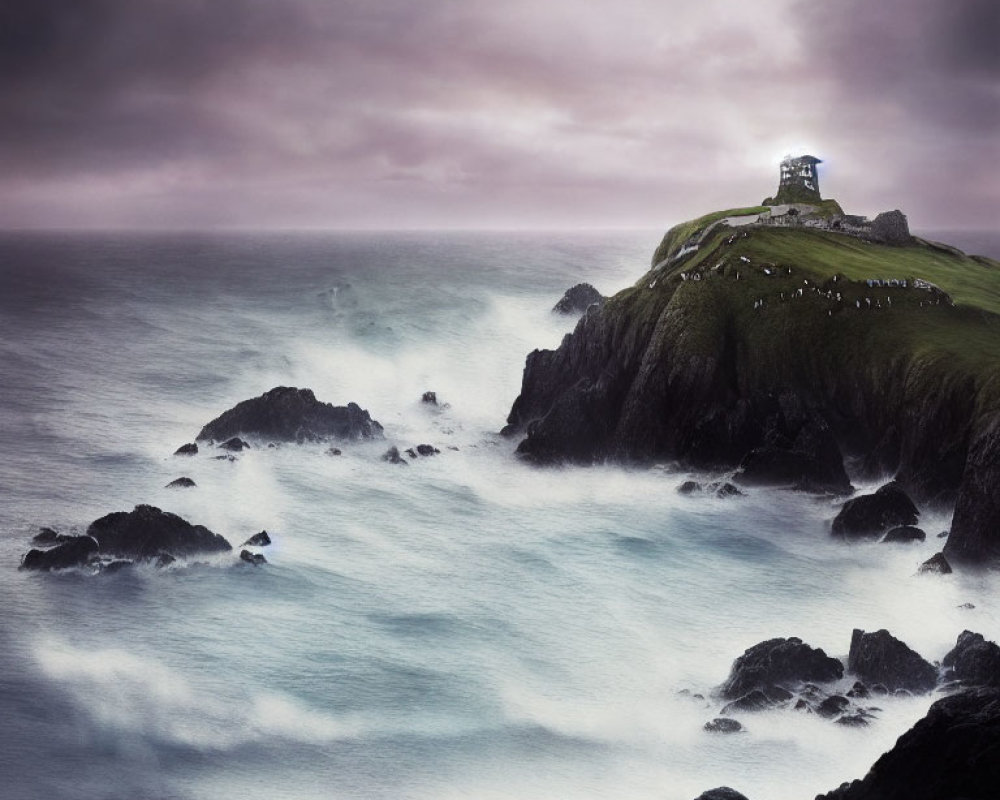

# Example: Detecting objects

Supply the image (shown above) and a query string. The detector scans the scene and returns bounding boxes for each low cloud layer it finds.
[2,0,996,229]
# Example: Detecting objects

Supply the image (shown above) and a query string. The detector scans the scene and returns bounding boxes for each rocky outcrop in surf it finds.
[553,282,606,315]
[817,687,1000,800]
[197,386,383,444]
[504,219,1000,565]
[720,637,843,699]
[20,504,232,571]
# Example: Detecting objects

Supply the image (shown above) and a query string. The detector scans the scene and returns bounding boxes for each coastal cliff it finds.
[506,209,1000,564]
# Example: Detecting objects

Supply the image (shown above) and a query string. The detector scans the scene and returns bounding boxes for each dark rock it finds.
[31,527,64,545]
[678,480,703,495]
[174,442,198,456]
[220,437,250,452]
[214,454,237,462]
[405,448,418,458]
[241,531,272,548]
[816,695,851,718]
[832,482,919,539]
[881,525,925,543]
[958,602,976,610]
[421,391,438,405]
[196,386,383,444]
[326,447,342,456]
[720,686,793,714]
[100,560,134,574]
[240,549,267,565]
[847,629,938,694]
[815,688,1000,800]
[870,684,889,696]
[87,504,232,560]
[947,414,1000,565]
[736,417,852,495]
[166,477,196,488]
[21,536,99,571]
[836,713,870,727]
[794,698,813,712]
[553,283,605,315]
[942,631,1000,688]
[712,481,743,498]
[416,444,440,456]
[846,681,870,699]
[704,717,744,734]
[937,530,949,538]
[692,787,750,800]
[382,446,408,465]
[720,637,844,699]
[868,209,913,246]
[918,552,952,574]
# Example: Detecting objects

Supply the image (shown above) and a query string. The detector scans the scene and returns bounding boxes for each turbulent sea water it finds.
[1,228,999,800]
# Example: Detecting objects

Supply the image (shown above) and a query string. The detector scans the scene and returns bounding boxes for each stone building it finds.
[764,155,823,205]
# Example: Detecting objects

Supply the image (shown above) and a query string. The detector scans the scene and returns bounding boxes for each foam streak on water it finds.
[1,230,999,800]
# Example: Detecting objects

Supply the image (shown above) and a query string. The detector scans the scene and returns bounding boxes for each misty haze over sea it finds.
[2,229,999,800]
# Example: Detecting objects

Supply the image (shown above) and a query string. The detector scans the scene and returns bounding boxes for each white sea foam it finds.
[4,231,1000,800]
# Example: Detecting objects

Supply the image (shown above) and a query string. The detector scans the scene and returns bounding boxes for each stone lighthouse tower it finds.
[766,155,822,205]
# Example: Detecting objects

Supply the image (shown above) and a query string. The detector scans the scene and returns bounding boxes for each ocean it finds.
[1,228,999,800]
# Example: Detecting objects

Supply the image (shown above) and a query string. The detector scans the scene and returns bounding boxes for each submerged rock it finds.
[816,688,1000,800]
[382,446,408,465]
[919,552,953,574]
[881,525,925,543]
[720,637,844,699]
[720,685,793,714]
[816,695,851,719]
[703,717,744,734]
[173,442,198,456]
[197,386,383,444]
[942,631,1000,688]
[100,559,134,574]
[21,536,99,571]
[219,437,250,452]
[166,477,196,488]
[31,527,67,545]
[847,628,937,694]
[87,504,232,560]
[836,713,870,728]
[832,482,919,538]
[553,283,605,315]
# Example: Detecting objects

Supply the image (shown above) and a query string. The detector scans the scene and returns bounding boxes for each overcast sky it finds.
[2,0,997,230]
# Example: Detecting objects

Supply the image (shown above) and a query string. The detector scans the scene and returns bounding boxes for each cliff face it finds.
[506,222,1000,564]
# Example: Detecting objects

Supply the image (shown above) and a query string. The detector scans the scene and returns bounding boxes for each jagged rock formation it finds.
[720,637,843,699]
[817,687,1000,800]
[87,504,232,560]
[553,283,606,315]
[197,387,383,444]
[20,505,231,570]
[847,629,937,694]
[942,631,1000,688]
